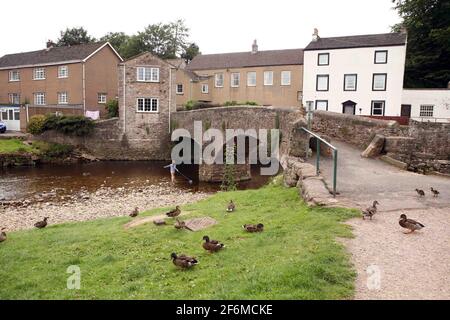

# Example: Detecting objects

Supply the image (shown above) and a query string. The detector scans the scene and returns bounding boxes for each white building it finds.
[402,88,450,122]
[302,30,408,117]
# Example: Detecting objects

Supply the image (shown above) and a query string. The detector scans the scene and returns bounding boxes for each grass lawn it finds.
[0,180,359,300]
[0,139,33,154]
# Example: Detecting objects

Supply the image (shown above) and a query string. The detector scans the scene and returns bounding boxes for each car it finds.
[0,121,6,133]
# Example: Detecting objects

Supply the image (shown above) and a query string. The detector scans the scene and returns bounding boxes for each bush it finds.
[184,100,199,110]
[223,101,238,107]
[27,115,46,135]
[42,114,94,136]
[106,99,119,118]
[32,141,74,158]
[244,101,258,106]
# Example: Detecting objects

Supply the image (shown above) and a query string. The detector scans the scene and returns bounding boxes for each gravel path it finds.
[0,183,211,232]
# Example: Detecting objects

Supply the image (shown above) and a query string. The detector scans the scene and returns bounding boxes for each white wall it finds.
[402,89,450,122]
[303,45,406,116]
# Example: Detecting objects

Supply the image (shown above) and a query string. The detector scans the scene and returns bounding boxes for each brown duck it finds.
[166,206,181,218]
[202,235,225,252]
[415,189,425,197]
[226,200,235,212]
[243,223,264,233]
[174,219,186,230]
[399,214,425,233]
[34,217,49,229]
[129,207,139,218]
[0,228,6,243]
[362,200,379,220]
[430,187,440,197]
[171,253,198,269]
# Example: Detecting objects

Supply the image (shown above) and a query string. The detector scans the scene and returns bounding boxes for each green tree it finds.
[181,42,201,62]
[393,0,450,88]
[56,27,96,47]
[100,32,130,57]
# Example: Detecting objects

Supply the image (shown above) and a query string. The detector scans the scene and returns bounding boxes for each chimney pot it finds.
[251,40,258,54]
[46,40,55,49]
[312,28,320,42]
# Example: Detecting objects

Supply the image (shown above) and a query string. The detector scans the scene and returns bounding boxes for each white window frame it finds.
[58,66,69,78]
[372,74,387,91]
[247,71,256,87]
[34,93,46,105]
[231,73,240,88]
[58,92,68,105]
[264,71,273,86]
[344,74,357,91]
[98,93,107,104]
[136,97,159,113]
[33,68,46,80]
[9,70,20,82]
[201,84,209,94]
[315,100,328,111]
[8,93,20,104]
[176,84,184,94]
[419,105,434,117]
[281,71,291,86]
[371,101,385,116]
[137,67,160,82]
[215,73,224,88]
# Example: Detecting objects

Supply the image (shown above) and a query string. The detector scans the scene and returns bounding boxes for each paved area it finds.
[0,131,27,140]
[308,141,450,300]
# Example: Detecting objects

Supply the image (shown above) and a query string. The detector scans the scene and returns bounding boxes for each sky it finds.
[0,0,401,57]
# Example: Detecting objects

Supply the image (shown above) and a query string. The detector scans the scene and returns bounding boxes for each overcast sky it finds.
[0,0,401,57]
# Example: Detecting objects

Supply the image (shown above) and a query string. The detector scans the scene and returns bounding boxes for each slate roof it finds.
[304,33,407,51]
[186,48,304,71]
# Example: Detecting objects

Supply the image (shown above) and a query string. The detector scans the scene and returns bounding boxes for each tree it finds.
[392,0,450,88]
[181,43,201,62]
[100,32,130,57]
[56,27,95,47]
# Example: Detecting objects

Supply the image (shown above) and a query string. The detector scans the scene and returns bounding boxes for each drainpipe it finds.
[122,64,126,134]
[82,63,86,115]
[169,67,174,133]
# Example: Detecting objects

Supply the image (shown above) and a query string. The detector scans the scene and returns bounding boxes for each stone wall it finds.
[199,163,251,183]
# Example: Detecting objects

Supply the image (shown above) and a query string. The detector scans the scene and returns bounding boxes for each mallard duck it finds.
[166,206,181,218]
[0,228,6,243]
[202,235,225,252]
[399,214,425,233]
[34,217,49,229]
[362,200,379,220]
[226,200,235,212]
[243,223,264,233]
[415,189,425,197]
[430,187,440,197]
[174,219,186,230]
[171,253,198,269]
[129,207,139,218]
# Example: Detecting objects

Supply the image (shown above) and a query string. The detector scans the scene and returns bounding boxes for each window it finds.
[34,93,46,105]
[316,75,329,91]
[176,84,184,94]
[215,73,224,87]
[344,74,357,91]
[374,50,388,64]
[14,109,20,120]
[98,93,107,104]
[230,73,240,87]
[419,105,434,117]
[247,72,256,87]
[372,73,387,91]
[33,68,46,80]
[137,98,159,113]
[264,71,273,86]
[281,71,291,86]
[201,84,209,94]
[137,67,159,82]
[58,92,68,104]
[318,53,329,66]
[371,101,385,116]
[8,93,20,104]
[315,100,328,111]
[58,66,69,78]
[9,70,20,82]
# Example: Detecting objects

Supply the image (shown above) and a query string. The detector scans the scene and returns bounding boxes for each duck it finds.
[430,187,440,197]
[415,189,425,197]
[226,200,235,212]
[129,207,139,218]
[174,219,186,230]
[0,228,6,243]
[399,214,425,233]
[243,223,264,233]
[166,206,181,218]
[202,235,225,252]
[34,217,49,229]
[170,253,198,269]
[362,200,379,220]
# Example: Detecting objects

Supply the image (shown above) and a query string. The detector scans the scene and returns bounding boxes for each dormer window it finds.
[318,53,329,66]
[374,50,388,64]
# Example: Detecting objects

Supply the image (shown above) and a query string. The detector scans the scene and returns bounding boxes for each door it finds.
[401,104,411,118]
[342,101,356,115]
[0,107,20,131]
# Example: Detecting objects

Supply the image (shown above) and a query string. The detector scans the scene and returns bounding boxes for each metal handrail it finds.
[301,127,338,197]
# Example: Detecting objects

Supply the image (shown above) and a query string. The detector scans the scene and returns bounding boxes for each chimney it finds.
[251,40,258,54]
[399,25,408,35]
[46,40,55,50]
[312,28,320,42]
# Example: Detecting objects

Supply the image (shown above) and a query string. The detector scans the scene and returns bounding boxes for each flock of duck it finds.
[362,187,440,233]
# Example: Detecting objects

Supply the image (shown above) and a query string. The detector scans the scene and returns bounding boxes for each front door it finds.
[401,104,411,118]
[342,101,356,115]
[0,107,20,131]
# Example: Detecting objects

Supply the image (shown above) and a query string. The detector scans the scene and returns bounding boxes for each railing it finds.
[410,117,450,123]
[301,127,338,197]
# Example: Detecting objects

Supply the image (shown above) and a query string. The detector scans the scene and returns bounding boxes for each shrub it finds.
[223,101,238,107]
[185,100,200,110]
[42,115,94,136]
[106,99,119,118]
[244,101,258,106]
[27,115,46,135]
[32,141,74,158]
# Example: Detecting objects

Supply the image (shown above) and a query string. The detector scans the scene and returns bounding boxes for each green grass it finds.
[0,139,73,158]
[0,181,359,300]
[0,139,33,154]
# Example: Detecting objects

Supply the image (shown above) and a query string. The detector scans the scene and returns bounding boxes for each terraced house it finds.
[0,41,123,131]
[175,41,304,108]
